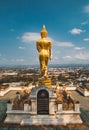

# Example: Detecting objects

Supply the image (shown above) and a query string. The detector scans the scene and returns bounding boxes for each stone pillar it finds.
[75,103,80,112]
[7,103,12,111]
[24,104,29,111]
[31,99,37,114]
[58,103,62,112]
[49,98,56,115]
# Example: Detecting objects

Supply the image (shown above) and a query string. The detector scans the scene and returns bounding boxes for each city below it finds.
[0,65,89,129]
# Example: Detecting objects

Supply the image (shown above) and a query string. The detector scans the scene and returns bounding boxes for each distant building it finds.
[3,72,17,76]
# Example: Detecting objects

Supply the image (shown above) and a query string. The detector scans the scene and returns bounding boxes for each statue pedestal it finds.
[39,78,52,88]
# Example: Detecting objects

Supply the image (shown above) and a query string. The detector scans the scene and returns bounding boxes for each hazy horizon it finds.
[0,63,89,68]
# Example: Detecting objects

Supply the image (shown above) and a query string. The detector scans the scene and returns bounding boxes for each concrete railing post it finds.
[75,102,80,112]
[7,103,12,111]
[24,104,29,111]
[58,103,62,112]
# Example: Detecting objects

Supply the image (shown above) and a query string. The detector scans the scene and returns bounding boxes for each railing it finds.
[0,86,23,96]
[0,85,35,97]
[77,87,89,96]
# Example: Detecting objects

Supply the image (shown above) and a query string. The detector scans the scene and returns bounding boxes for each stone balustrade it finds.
[24,104,29,111]
[0,86,22,96]
[57,101,80,113]
[7,103,13,111]
[1,84,89,97]
[0,86,34,97]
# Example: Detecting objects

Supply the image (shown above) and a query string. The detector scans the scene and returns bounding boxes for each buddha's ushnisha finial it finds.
[41,25,48,38]
[43,24,45,28]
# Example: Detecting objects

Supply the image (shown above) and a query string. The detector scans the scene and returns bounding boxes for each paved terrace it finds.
[71,91,89,110]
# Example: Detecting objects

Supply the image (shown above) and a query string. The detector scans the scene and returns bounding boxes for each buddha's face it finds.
[41,32,47,38]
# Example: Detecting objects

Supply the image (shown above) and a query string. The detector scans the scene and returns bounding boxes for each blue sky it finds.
[0,0,89,65]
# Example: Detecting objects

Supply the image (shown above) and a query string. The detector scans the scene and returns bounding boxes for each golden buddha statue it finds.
[36,25,52,86]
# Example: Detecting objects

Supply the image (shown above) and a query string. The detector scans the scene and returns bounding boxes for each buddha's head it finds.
[41,25,48,38]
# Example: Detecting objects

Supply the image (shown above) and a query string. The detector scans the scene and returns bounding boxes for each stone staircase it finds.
[20,115,65,125]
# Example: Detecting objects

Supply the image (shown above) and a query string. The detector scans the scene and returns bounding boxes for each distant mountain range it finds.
[0,64,89,68]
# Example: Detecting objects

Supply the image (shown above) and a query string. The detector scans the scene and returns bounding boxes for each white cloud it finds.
[53,56,58,60]
[21,32,74,48]
[84,5,89,13]
[16,59,25,62]
[63,56,72,59]
[11,58,25,62]
[21,32,53,43]
[74,47,85,50]
[18,46,26,50]
[56,42,74,47]
[69,28,85,35]
[75,53,89,60]
[81,21,88,25]
[21,32,40,42]
[83,38,89,41]
[51,55,59,64]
